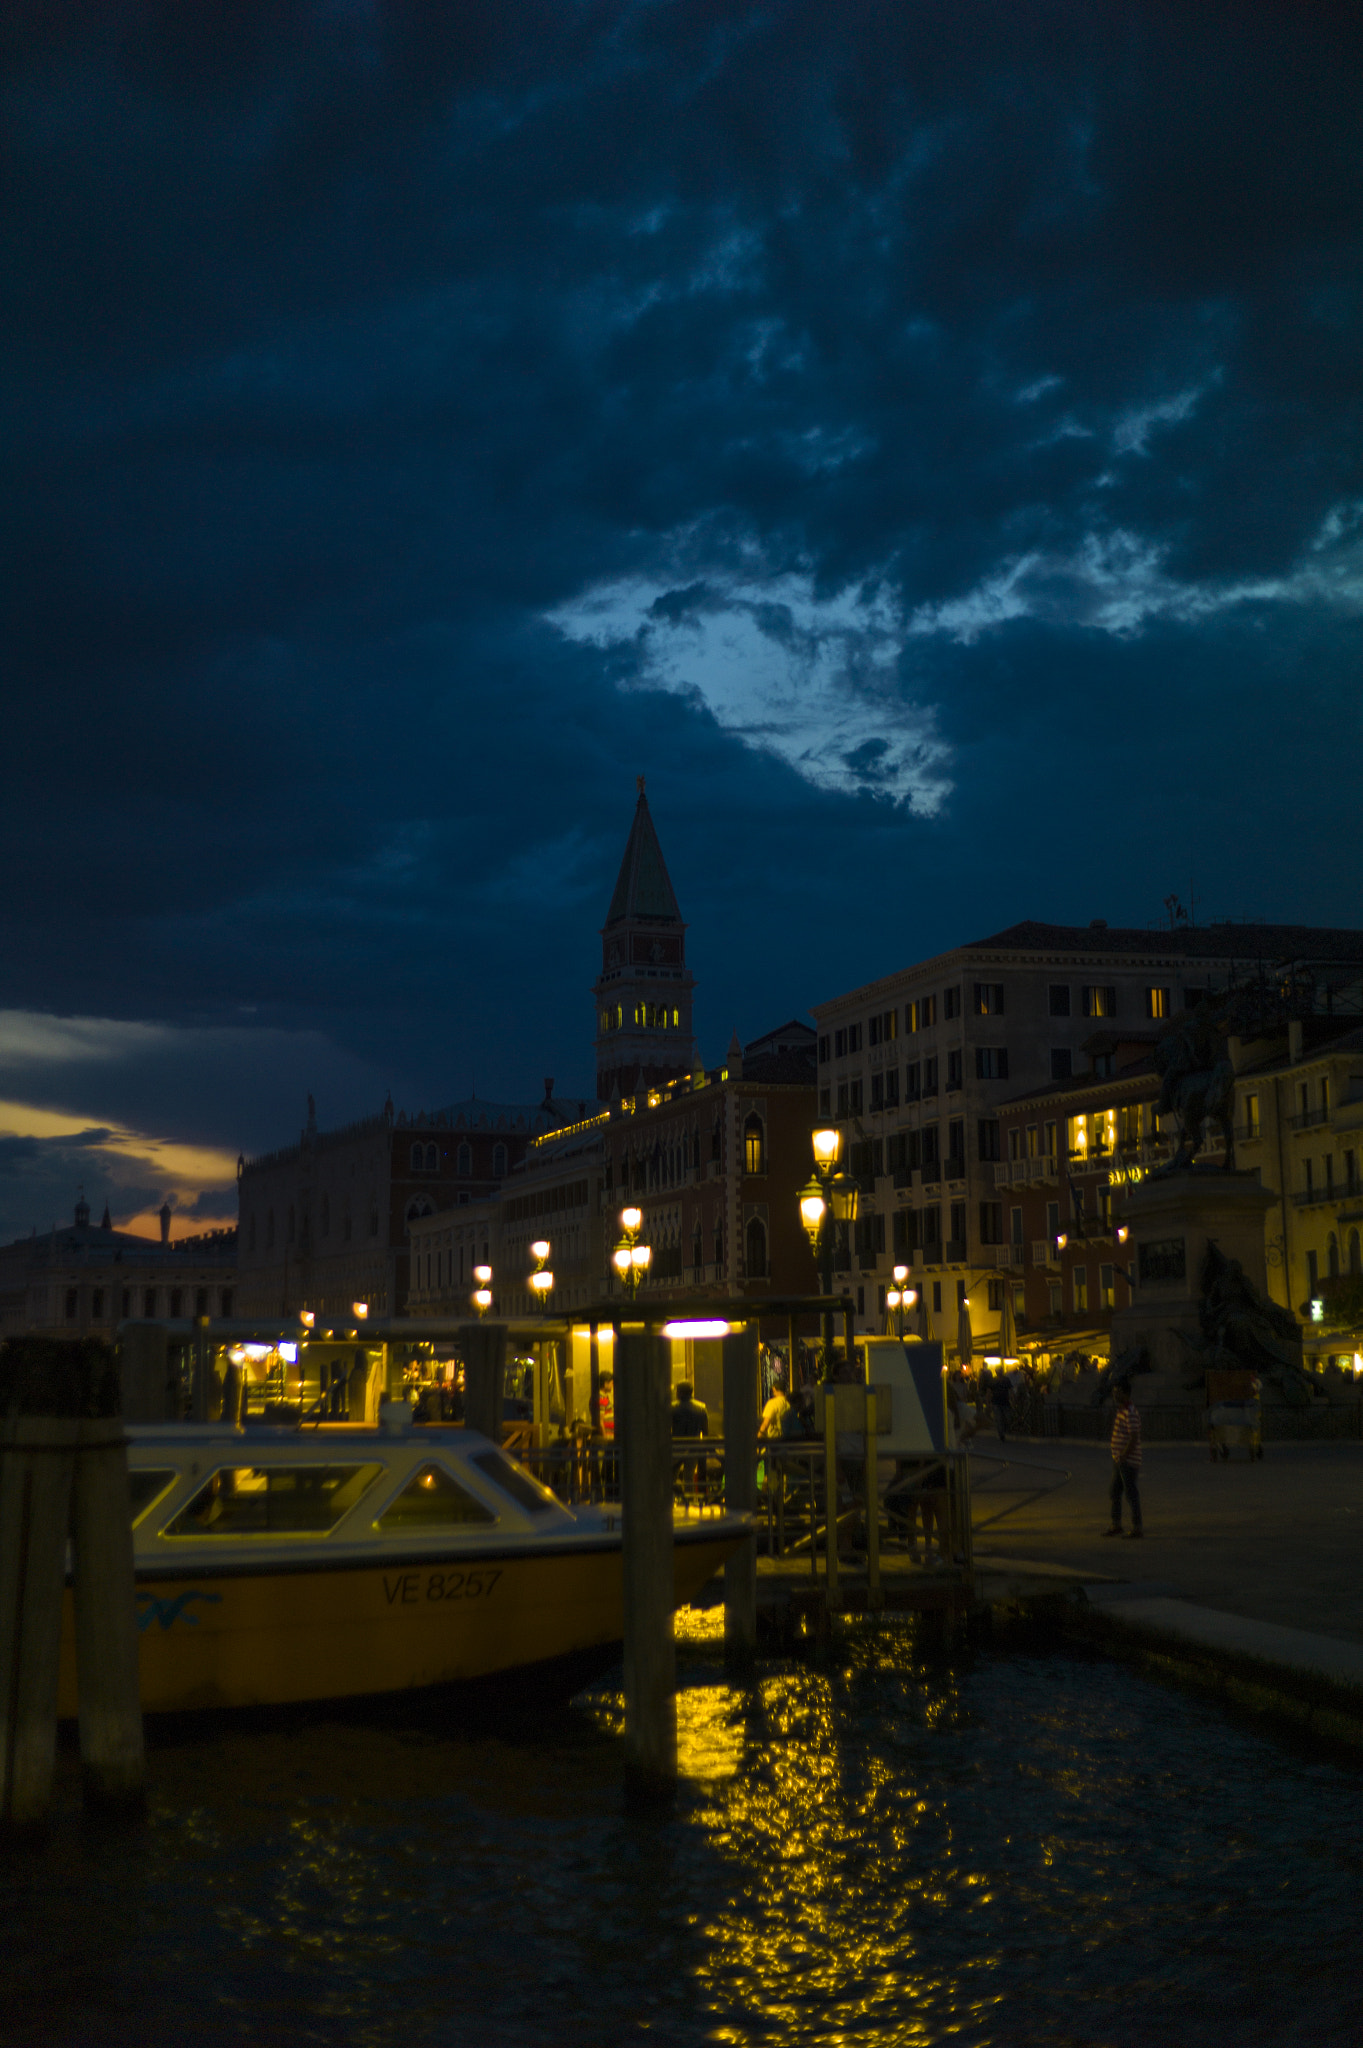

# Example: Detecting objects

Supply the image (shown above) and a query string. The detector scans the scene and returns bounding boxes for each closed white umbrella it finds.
[999,1287,1017,1361]
[957,1299,973,1365]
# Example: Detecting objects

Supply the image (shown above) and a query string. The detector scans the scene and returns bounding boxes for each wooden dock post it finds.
[617,1325,676,1806]
[864,1386,882,1609]
[461,1322,506,1444]
[722,1323,758,1673]
[0,1413,78,1832]
[823,1387,840,1607]
[71,1416,145,1814]
[120,1324,175,1423]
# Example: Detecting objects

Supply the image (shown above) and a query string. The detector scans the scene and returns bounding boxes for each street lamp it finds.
[472,1262,493,1315]
[528,1238,554,1308]
[886,1263,917,1338]
[613,1206,651,1298]
[800,1125,858,1378]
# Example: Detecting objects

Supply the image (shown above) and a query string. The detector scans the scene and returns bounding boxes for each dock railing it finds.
[512,1431,974,1591]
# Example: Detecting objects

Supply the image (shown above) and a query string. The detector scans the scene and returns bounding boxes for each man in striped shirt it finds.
[1104,1380,1143,1538]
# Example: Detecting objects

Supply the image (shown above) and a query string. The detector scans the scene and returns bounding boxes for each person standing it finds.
[991,1367,1011,1442]
[1104,1379,1143,1538]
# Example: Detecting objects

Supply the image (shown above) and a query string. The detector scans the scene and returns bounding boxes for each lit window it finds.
[1083,986,1117,1019]
[744,1115,765,1175]
[1146,986,1169,1019]
[1073,1266,1088,1313]
[1244,1093,1259,1138]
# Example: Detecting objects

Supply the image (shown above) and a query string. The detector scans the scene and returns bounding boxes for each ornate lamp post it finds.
[471,1262,493,1315]
[886,1263,918,1339]
[528,1238,554,1311]
[612,1205,652,1298]
[798,1125,858,1377]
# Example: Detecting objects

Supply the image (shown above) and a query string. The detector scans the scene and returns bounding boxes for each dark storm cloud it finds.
[2,1,1361,1143]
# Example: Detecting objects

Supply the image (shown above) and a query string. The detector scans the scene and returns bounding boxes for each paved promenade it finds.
[968,1436,1363,1645]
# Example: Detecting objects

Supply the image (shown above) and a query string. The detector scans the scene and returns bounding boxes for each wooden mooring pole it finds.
[722,1324,758,1674]
[0,1414,78,1832]
[460,1322,507,1444]
[0,1337,144,1832]
[72,1417,145,1813]
[617,1325,676,1807]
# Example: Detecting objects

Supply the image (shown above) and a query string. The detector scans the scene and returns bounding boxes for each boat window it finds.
[376,1463,496,1529]
[470,1448,557,1515]
[128,1469,177,1528]
[164,1464,383,1537]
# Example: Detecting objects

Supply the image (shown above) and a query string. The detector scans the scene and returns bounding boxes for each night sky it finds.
[4,2,1362,1240]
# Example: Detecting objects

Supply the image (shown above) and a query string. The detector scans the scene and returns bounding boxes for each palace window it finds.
[946,1050,963,1090]
[1146,987,1170,1019]
[744,1115,766,1175]
[943,986,961,1020]
[973,983,1005,1016]
[884,1068,900,1108]
[745,1216,768,1278]
[1048,985,1071,1017]
[975,1047,1009,1080]
[1083,986,1117,1019]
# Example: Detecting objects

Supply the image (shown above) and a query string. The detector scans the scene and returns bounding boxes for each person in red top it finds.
[1104,1380,1143,1539]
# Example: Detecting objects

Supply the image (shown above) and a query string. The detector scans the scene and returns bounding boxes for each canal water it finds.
[3,1612,1360,2048]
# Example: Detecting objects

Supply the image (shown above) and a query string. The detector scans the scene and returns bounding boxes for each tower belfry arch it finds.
[594,781,697,1101]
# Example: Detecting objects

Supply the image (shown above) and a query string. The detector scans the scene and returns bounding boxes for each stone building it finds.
[407,1029,819,1319]
[408,790,818,1320]
[234,1087,588,1319]
[1230,1017,1363,1350]
[593,777,697,1102]
[0,1192,237,1338]
[812,920,1363,1335]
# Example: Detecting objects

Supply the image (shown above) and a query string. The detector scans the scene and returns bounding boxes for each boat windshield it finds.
[164,1464,384,1537]
[129,1469,177,1528]
[470,1448,557,1515]
[376,1463,496,1529]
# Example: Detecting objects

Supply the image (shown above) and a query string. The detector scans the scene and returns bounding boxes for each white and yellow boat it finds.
[56,1414,745,1715]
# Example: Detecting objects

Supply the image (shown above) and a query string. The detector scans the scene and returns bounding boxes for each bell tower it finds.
[594,778,697,1101]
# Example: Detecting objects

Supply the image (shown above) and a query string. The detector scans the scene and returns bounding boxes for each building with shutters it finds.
[812,921,1363,1346]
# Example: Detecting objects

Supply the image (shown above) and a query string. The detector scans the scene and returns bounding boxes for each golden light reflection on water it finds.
[9,1621,1357,2048]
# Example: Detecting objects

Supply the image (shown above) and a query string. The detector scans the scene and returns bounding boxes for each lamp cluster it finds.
[612,1205,652,1295]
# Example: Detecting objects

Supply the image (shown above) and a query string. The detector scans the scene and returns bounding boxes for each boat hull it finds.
[56,1528,739,1715]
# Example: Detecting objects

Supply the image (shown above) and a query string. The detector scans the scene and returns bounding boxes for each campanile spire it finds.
[594,784,697,1100]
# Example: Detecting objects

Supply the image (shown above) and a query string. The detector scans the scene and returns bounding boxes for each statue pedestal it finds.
[1111,1169,1277,1387]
